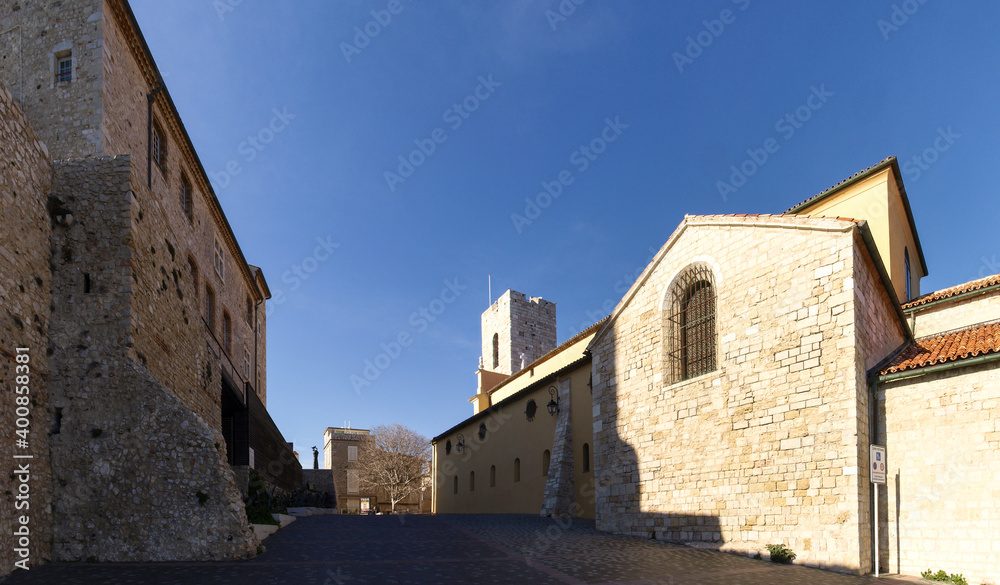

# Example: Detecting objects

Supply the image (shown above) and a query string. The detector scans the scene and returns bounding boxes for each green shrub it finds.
[765,543,796,564]
[921,569,968,585]
[246,505,279,526]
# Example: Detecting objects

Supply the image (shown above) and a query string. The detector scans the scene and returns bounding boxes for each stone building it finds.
[0,0,300,573]
[322,426,425,513]
[431,157,1000,581]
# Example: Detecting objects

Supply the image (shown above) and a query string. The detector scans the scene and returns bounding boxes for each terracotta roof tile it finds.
[880,321,1000,375]
[902,273,1000,310]
[785,156,896,214]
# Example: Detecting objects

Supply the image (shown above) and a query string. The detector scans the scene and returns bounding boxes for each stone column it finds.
[541,377,575,517]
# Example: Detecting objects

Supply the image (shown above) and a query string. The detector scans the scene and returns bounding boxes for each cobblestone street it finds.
[3,514,920,585]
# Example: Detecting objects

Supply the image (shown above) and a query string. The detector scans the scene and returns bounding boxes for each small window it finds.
[205,285,215,330]
[246,296,254,327]
[469,471,475,492]
[214,240,225,281]
[223,311,232,353]
[542,449,551,476]
[453,475,458,494]
[478,423,487,440]
[445,440,452,455]
[582,443,591,473]
[188,256,199,300]
[151,120,166,169]
[491,333,499,369]
[904,248,912,302]
[348,445,357,461]
[490,465,496,487]
[347,470,359,494]
[56,53,72,83]
[513,458,520,482]
[181,175,194,222]
[525,399,537,422]
[243,346,251,378]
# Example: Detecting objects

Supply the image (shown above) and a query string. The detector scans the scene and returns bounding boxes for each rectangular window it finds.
[56,55,72,83]
[214,240,225,281]
[348,446,357,461]
[246,297,254,327]
[347,470,359,494]
[205,286,215,330]
[181,175,194,222]
[243,347,251,378]
[151,121,166,169]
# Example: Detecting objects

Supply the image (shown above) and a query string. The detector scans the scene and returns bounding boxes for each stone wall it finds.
[0,0,105,159]
[591,216,870,572]
[882,364,1000,584]
[481,290,556,375]
[0,81,54,575]
[852,229,910,573]
[46,156,258,562]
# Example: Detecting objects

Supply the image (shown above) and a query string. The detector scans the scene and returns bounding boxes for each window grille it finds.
[665,265,717,382]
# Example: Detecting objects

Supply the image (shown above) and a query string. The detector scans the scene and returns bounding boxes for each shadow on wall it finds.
[591,340,869,576]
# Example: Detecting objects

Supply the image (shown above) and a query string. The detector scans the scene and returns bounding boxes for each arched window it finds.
[904,248,912,301]
[469,471,475,492]
[542,449,551,476]
[478,423,487,440]
[490,465,496,487]
[582,443,590,473]
[665,264,717,383]
[492,333,499,369]
[453,475,458,495]
[513,458,521,482]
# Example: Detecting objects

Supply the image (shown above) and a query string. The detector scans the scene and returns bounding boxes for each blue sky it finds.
[129,0,1000,465]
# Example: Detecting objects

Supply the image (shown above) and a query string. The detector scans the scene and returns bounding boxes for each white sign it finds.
[870,445,886,484]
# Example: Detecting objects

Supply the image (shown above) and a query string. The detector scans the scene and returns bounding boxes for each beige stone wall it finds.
[481,290,556,376]
[0,81,54,575]
[908,290,1000,338]
[0,0,105,159]
[852,230,911,573]
[882,364,1000,583]
[591,216,871,572]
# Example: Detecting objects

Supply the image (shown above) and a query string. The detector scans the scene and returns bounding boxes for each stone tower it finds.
[481,290,556,375]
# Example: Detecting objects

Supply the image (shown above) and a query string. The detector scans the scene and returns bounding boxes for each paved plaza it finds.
[2,515,921,585]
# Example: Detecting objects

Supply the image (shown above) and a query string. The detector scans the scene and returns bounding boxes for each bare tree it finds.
[356,423,430,512]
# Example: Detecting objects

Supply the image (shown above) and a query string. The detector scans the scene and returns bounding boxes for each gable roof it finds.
[880,321,1000,375]
[902,273,1000,311]
[589,214,864,348]
[783,156,928,275]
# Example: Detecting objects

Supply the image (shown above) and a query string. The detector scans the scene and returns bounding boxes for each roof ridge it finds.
[784,156,896,214]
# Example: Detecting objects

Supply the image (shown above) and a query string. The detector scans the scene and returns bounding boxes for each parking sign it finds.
[870,445,886,484]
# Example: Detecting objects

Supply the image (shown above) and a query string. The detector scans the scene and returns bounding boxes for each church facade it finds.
[432,158,1000,580]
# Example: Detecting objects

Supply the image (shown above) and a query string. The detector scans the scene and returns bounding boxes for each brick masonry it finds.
[0,81,54,572]
[45,155,258,562]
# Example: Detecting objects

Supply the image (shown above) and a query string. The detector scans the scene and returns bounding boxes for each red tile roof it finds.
[881,321,1000,375]
[902,273,1000,310]
[785,157,896,214]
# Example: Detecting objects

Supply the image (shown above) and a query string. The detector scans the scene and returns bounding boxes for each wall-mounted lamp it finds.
[455,434,465,453]
[547,386,559,416]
